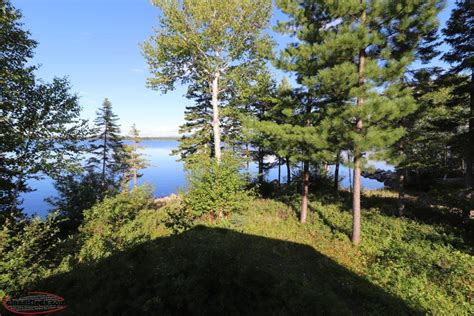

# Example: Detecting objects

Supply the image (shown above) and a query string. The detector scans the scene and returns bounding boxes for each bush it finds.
[78,185,166,262]
[184,153,252,217]
[165,153,253,233]
[0,212,65,296]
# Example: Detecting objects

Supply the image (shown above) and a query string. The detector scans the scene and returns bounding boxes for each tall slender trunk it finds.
[133,170,137,188]
[278,157,281,184]
[300,161,309,224]
[352,6,366,246]
[334,150,340,191]
[286,157,291,185]
[246,143,250,170]
[348,152,353,194]
[397,143,405,216]
[397,169,405,217]
[258,147,264,185]
[102,126,108,185]
[466,70,473,189]
[211,70,222,164]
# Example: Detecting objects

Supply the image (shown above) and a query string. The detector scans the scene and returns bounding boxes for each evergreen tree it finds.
[143,0,273,164]
[249,84,327,223]
[123,124,149,189]
[172,81,215,166]
[88,98,127,192]
[231,66,278,186]
[276,0,443,244]
[442,0,474,189]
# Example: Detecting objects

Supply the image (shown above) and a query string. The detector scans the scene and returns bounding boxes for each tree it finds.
[87,98,127,192]
[123,124,149,189]
[48,171,103,232]
[249,85,327,223]
[276,0,443,244]
[143,0,273,164]
[231,66,278,186]
[0,0,36,216]
[1,77,88,218]
[172,81,215,166]
[442,0,474,189]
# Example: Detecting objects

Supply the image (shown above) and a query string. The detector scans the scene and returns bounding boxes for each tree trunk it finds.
[133,170,137,188]
[246,143,250,170]
[211,71,222,164]
[278,157,281,184]
[102,126,108,184]
[300,161,309,224]
[334,151,340,191]
[352,157,362,245]
[466,70,473,189]
[397,169,405,217]
[286,156,291,185]
[352,6,366,246]
[258,147,264,185]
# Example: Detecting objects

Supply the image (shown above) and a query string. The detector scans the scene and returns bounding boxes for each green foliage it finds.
[143,0,273,93]
[48,171,105,232]
[0,0,88,216]
[0,212,65,296]
[305,192,473,315]
[78,186,163,262]
[166,153,252,232]
[171,81,215,165]
[87,98,127,192]
[27,190,472,315]
[122,124,149,189]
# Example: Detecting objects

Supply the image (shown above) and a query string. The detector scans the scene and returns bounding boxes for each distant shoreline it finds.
[121,136,180,141]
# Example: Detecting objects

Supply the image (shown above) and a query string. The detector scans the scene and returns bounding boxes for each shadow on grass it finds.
[33,226,420,315]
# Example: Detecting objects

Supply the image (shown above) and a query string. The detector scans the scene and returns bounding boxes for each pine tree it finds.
[231,66,278,186]
[442,0,474,189]
[123,124,149,189]
[88,98,127,192]
[249,84,327,223]
[276,0,443,244]
[143,0,273,164]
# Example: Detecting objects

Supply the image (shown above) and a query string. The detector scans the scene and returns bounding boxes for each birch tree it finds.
[143,0,272,163]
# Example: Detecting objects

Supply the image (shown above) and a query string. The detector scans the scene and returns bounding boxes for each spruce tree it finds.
[123,124,149,189]
[172,81,215,166]
[88,98,127,192]
[276,0,443,244]
[442,0,473,189]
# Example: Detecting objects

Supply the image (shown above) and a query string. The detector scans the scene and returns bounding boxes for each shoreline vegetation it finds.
[1,0,473,315]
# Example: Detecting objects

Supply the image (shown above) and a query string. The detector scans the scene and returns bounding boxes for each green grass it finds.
[32,190,473,315]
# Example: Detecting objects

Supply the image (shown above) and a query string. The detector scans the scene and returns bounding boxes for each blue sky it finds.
[12,0,455,137]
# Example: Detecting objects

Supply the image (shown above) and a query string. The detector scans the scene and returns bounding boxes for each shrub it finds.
[78,185,165,262]
[184,153,252,218]
[0,212,65,296]
[165,153,253,233]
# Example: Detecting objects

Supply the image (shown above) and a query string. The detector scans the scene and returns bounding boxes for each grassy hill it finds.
[32,189,473,315]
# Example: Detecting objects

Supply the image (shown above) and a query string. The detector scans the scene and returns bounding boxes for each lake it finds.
[20,140,391,217]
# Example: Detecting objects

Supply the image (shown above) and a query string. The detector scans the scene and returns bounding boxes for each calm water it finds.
[21,140,391,217]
